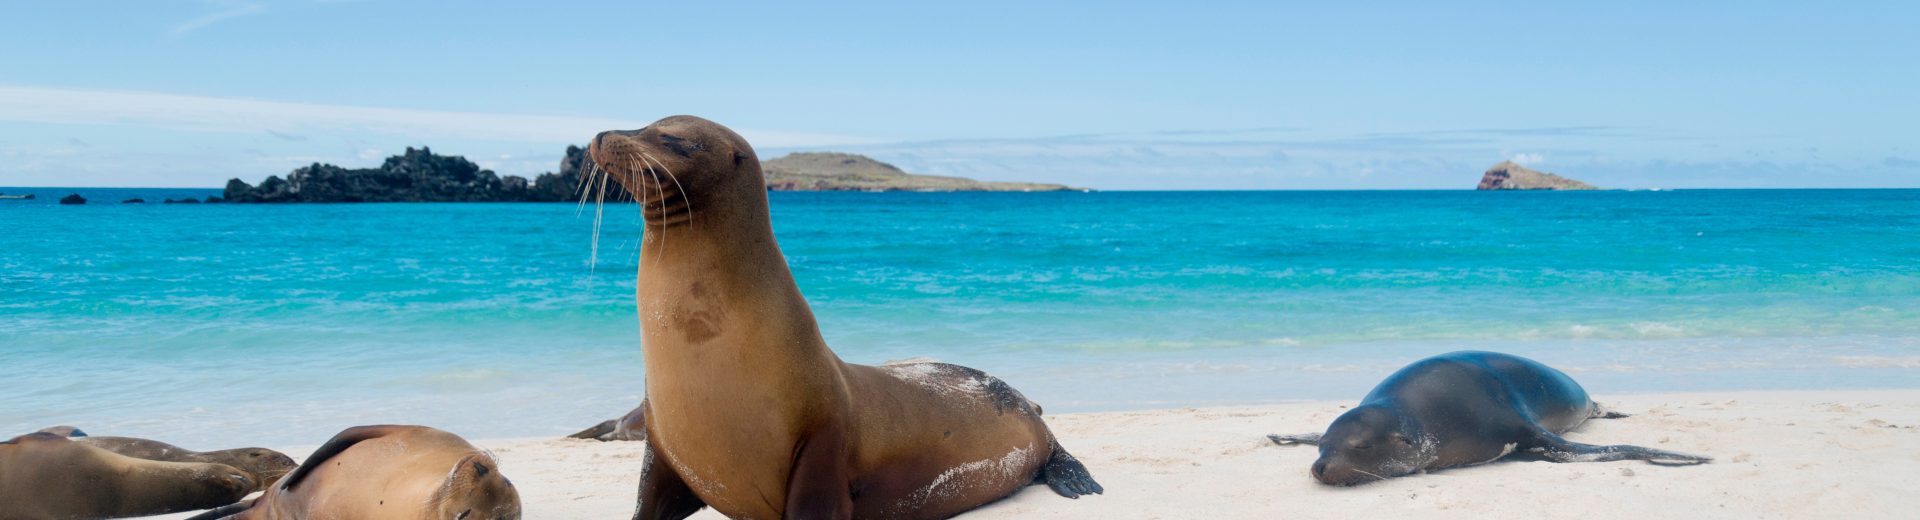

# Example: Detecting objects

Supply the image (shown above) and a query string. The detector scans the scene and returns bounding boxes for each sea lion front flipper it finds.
[569,419,618,441]
[631,443,707,520]
[1040,439,1104,498]
[1266,433,1322,446]
[280,425,409,491]
[1525,427,1711,465]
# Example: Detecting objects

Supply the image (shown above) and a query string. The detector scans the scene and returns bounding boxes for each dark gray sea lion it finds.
[76,436,297,491]
[588,115,1101,520]
[569,401,649,442]
[1269,350,1710,485]
[186,425,520,520]
[0,432,253,520]
[34,425,86,437]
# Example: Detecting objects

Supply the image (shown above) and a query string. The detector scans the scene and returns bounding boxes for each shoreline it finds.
[139,388,1919,519]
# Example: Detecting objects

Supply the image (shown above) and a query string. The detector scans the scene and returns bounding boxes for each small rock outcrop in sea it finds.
[59,193,87,205]
[164,198,200,204]
[122,198,145,204]
[224,146,591,203]
[1476,161,1598,190]
[762,152,1078,192]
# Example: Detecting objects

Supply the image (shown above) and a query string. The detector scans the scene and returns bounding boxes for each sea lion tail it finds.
[180,498,255,520]
[1039,439,1104,498]
[569,419,619,440]
[279,425,409,491]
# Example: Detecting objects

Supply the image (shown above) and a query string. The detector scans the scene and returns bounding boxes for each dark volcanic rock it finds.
[1476,161,1598,190]
[164,198,201,204]
[59,194,86,205]
[225,146,594,203]
[122,198,145,204]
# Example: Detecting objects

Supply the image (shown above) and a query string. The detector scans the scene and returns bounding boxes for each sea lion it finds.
[185,425,520,520]
[75,436,297,491]
[1268,351,1711,485]
[0,432,253,520]
[34,425,86,437]
[569,401,649,442]
[588,115,1102,520]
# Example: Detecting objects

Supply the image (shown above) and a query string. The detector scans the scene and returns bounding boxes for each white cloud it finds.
[0,85,874,148]
[1509,152,1545,165]
[170,0,267,37]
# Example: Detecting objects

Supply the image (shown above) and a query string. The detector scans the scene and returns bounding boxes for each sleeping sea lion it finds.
[1269,351,1710,485]
[0,432,252,519]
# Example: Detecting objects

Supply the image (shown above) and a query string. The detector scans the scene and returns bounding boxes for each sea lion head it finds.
[1310,404,1428,486]
[214,447,299,490]
[588,115,761,224]
[430,454,523,520]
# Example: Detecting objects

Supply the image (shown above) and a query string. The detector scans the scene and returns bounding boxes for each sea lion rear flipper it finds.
[279,425,408,491]
[632,443,707,520]
[180,498,255,520]
[569,419,619,440]
[1525,427,1711,465]
[1266,433,1322,446]
[1040,440,1104,498]
[1590,402,1631,419]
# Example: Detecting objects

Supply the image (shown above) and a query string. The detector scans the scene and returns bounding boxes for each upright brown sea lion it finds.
[185,425,521,520]
[588,115,1102,520]
[76,435,298,491]
[569,401,649,442]
[0,432,253,520]
[1268,351,1711,486]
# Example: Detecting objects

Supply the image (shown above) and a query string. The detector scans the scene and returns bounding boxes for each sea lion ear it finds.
[734,151,747,167]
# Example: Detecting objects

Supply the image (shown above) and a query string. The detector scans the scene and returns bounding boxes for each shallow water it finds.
[3,188,1918,446]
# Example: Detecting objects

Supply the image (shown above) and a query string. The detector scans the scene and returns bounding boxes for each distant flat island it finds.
[763,152,1078,192]
[1476,161,1598,190]
[222,146,1077,203]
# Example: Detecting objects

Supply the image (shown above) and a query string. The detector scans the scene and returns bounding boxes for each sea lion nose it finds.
[1310,459,1328,481]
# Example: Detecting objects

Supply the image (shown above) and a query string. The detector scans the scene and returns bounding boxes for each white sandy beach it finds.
[146,389,1918,519]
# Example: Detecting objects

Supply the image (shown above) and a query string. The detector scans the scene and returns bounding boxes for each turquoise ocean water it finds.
[3,187,1918,446]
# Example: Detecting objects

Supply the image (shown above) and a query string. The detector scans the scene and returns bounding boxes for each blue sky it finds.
[2,1,1915,189]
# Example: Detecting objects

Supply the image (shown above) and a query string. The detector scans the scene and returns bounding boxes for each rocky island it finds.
[224,146,590,203]
[224,147,1074,203]
[762,152,1078,192]
[1476,161,1598,190]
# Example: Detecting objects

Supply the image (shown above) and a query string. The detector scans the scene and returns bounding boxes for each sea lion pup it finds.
[75,435,298,491]
[0,432,253,520]
[1268,351,1711,486]
[589,115,1102,520]
[186,425,520,520]
[569,401,649,442]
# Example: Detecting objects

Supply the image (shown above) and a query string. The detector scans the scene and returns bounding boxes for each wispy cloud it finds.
[0,85,873,147]
[170,0,267,37]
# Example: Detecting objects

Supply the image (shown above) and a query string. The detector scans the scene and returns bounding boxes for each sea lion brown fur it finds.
[589,116,1102,520]
[77,436,297,491]
[186,425,520,520]
[0,432,253,520]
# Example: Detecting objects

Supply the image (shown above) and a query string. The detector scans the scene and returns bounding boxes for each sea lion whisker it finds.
[641,150,693,230]
[589,159,612,274]
[630,150,670,268]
